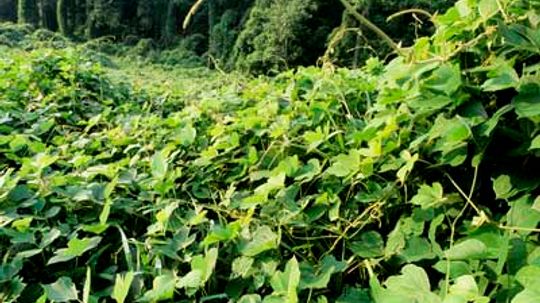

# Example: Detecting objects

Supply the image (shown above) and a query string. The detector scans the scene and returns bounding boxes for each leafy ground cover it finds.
[1,0,540,302]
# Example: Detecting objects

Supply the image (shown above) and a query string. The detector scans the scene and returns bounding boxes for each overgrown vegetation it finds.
[1,0,540,302]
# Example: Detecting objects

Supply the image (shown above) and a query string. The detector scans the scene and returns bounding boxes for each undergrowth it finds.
[0,0,539,302]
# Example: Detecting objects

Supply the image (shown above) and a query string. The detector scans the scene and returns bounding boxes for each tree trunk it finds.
[38,0,57,30]
[18,0,39,25]
[56,0,68,34]
[162,0,176,44]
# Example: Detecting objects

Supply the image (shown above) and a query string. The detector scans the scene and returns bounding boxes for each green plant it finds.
[0,0,539,302]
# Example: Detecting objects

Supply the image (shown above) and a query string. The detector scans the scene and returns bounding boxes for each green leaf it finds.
[425,64,461,95]
[112,272,135,303]
[303,128,326,151]
[448,275,479,300]
[47,236,102,265]
[254,173,286,197]
[493,175,515,200]
[336,287,371,303]
[376,264,441,303]
[241,226,279,257]
[512,289,540,303]
[530,135,540,150]
[397,151,418,184]
[326,150,361,177]
[177,248,218,289]
[40,228,61,249]
[410,183,445,209]
[507,195,540,235]
[141,272,176,302]
[151,150,168,180]
[445,239,488,260]
[270,257,301,303]
[42,277,78,302]
[481,63,519,91]
[433,261,471,279]
[177,124,197,146]
[478,0,498,20]
[516,265,540,289]
[533,196,540,213]
[350,231,384,258]
[294,159,321,182]
[514,83,540,118]
[299,256,347,290]
[402,237,436,262]
[238,294,262,303]
[232,256,254,278]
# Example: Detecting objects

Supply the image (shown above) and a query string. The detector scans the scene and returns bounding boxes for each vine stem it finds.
[338,0,404,56]
[183,0,207,30]
[387,9,434,22]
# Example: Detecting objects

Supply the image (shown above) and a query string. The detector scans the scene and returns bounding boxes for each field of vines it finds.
[1,0,540,302]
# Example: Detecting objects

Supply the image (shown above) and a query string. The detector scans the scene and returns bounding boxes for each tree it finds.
[18,0,39,26]
[0,0,17,22]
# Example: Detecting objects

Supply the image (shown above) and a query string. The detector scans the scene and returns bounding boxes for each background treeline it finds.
[0,0,455,72]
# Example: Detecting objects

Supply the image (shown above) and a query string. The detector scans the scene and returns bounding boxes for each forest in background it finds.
[1,0,540,302]
[0,0,456,72]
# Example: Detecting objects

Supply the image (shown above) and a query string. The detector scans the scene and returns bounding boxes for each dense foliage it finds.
[1,0,540,302]
[0,0,456,72]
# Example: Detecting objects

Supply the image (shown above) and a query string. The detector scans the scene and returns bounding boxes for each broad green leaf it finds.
[270,257,301,303]
[493,175,515,200]
[512,289,540,303]
[530,135,540,150]
[303,128,326,151]
[151,150,168,180]
[42,277,78,302]
[516,265,540,290]
[112,272,134,303]
[15,248,42,259]
[33,153,59,173]
[433,261,471,279]
[40,228,61,248]
[445,239,488,260]
[176,270,203,289]
[238,294,262,303]
[336,287,371,303]
[514,83,540,118]
[481,63,519,91]
[507,195,540,235]
[425,64,461,95]
[402,237,436,262]
[326,150,361,177]
[141,272,176,302]
[232,256,254,278]
[47,236,102,265]
[396,151,418,184]
[376,264,442,303]
[11,217,32,232]
[241,226,279,257]
[299,256,347,290]
[273,156,300,177]
[177,248,218,289]
[177,124,197,146]
[254,173,286,196]
[350,231,384,258]
[410,183,445,209]
[294,159,321,182]
[478,0,498,20]
[533,196,540,213]
[203,221,241,246]
[448,275,479,300]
